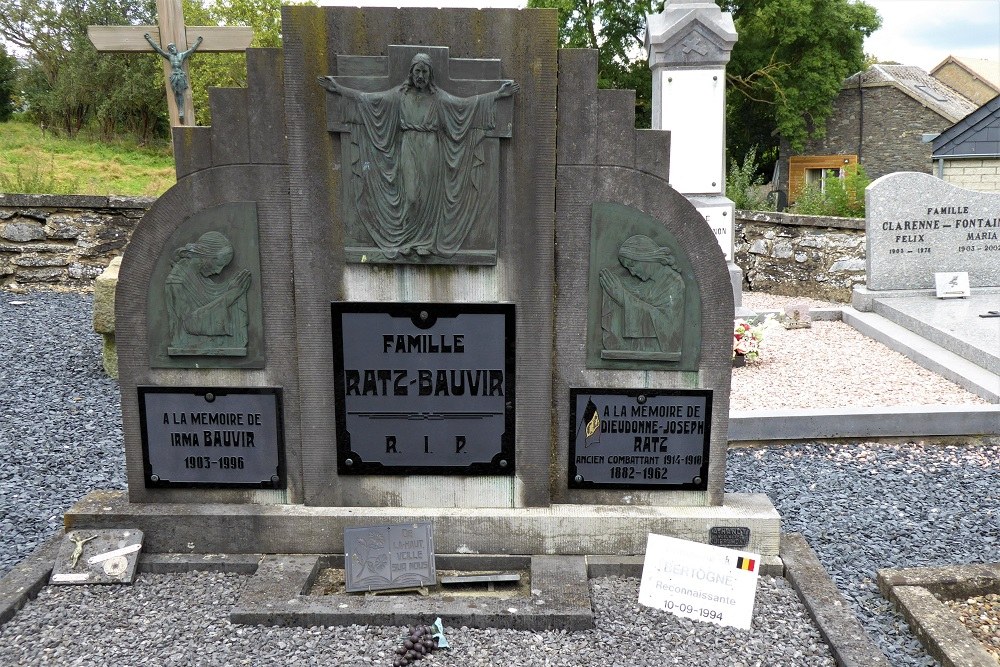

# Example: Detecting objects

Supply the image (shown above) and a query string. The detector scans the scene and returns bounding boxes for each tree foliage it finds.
[527,0,659,126]
[527,0,880,173]
[721,0,880,163]
[0,0,165,139]
[0,0,293,136]
[0,43,16,121]
[183,0,286,126]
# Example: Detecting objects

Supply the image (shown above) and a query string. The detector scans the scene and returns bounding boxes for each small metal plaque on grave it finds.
[709,526,751,549]
[935,271,971,298]
[331,302,515,475]
[344,523,436,593]
[138,387,285,488]
[50,529,143,585]
[782,304,812,329]
[569,388,711,490]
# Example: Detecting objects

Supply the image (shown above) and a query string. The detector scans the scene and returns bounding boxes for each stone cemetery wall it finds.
[866,171,1000,290]
[0,194,152,288]
[734,210,866,303]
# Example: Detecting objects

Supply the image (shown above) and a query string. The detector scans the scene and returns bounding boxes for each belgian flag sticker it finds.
[736,556,756,572]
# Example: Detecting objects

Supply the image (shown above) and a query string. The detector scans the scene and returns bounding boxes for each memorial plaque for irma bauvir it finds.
[344,522,436,593]
[866,172,1000,290]
[332,303,515,475]
[138,387,285,488]
[569,388,711,490]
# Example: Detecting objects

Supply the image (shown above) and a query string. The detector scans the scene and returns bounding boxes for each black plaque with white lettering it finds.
[709,526,751,549]
[331,302,515,475]
[569,388,711,490]
[138,386,285,488]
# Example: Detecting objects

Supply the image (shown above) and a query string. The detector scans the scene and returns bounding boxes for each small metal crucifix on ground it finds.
[87,0,253,127]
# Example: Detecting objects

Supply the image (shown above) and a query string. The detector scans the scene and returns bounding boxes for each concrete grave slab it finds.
[230,554,593,631]
[879,563,1000,667]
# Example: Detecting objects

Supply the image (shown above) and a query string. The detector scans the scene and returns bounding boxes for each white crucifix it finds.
[87,0,253,127]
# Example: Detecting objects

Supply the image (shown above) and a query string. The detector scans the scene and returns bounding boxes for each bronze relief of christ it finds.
[319,48,519,264]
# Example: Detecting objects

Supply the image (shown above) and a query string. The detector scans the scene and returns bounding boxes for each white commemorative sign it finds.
[638,533,761,630]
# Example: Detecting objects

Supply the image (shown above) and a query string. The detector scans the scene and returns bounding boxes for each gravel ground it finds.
[2,288,999,666]
[0,572,833,666]
[735,292,989,410]
[943,593,1000,663]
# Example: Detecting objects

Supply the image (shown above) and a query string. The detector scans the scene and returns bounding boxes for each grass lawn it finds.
[0,118,176,197]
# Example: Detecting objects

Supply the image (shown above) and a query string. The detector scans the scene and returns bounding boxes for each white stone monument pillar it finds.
[646,0,749,314]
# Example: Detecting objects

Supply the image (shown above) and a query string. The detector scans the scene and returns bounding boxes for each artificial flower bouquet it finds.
[733,315,778,362]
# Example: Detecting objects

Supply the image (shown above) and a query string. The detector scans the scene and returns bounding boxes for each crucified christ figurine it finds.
[69,534,97,569]
[144,32,203,123]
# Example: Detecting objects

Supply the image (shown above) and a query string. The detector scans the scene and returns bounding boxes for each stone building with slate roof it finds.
[931,56,1000,107]
[776,64,977,203]
[932,92,1000,193]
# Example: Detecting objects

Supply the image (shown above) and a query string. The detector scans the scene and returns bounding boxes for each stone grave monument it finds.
[67,5,780,589]
[853,171,1000,397]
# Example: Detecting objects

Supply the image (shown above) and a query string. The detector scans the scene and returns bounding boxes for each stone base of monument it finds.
[730,262,755,319]
[65,490,781,561]
[92,256,120,379]
[850,286,1000,403]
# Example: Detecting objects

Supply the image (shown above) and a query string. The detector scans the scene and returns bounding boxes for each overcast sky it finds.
[863,0,1000,71]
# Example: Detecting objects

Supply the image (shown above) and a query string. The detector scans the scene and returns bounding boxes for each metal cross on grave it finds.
[87,0,253,127]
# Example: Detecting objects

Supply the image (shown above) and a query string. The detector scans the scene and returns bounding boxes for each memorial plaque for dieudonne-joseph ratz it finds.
[331,302,515,475]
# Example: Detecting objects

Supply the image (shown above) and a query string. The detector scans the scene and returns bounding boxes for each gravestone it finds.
[865,172,1000,290]
[67,6,779,565]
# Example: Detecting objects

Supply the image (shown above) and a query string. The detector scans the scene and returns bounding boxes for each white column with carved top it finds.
[646,0,750,314]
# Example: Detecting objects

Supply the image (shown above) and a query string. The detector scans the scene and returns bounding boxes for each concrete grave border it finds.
[878,563,1000,667]
[1,531,890,662]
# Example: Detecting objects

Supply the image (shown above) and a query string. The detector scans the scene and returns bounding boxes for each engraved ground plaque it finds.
[50,529,143,585]
[344,522,436,593]
[139,387,285,487]
[709,526,751,549]
[331,302,515,475]
[569,388,711,490]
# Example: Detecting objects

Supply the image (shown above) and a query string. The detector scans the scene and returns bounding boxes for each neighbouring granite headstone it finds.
[865,172,1000,290]
[68,5,780,568]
